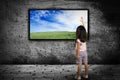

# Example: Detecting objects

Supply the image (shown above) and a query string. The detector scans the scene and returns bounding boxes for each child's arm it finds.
[75,41,80,60]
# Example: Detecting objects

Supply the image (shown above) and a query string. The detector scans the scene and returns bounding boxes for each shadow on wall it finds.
[12,54,61,64]
[5,53,75,65]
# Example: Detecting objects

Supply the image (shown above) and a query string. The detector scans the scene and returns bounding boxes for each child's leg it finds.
[77,63,82,77]
[84,63,88,77]
[83,51,88,78]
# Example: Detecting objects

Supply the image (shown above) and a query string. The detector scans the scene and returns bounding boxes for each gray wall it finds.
[0,0,119,64]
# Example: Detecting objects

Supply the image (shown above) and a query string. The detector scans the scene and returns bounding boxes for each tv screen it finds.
[29,9,89,40]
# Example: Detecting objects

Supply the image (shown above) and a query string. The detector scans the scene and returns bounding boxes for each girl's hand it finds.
[80,17,83,23]
[80,17,85,27]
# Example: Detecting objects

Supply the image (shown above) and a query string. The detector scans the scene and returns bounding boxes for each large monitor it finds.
[29,9,89,40]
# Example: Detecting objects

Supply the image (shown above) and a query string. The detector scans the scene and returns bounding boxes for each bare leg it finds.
[84,63,88,77]
[77,63,82,78]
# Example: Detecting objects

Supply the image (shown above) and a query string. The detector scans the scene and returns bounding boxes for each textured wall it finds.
[0,0,119,64]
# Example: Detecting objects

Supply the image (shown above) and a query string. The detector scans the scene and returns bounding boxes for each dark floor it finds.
[0,65,120,80]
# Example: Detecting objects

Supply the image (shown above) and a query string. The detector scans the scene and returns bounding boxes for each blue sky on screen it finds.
[30,10,88,32]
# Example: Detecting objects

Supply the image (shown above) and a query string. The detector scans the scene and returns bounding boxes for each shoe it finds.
[83,75,88,79]
[75,75,81,80]
[77,76,81,80]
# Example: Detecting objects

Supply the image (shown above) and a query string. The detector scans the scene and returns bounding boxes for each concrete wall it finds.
[0,0,119,64]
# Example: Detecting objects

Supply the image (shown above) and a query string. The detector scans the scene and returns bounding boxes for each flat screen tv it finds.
[29,9,89,40]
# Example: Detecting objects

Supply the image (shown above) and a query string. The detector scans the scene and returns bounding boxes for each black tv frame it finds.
[28,8,89,41]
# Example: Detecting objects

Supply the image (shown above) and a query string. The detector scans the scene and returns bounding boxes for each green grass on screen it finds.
[30,31,76,39]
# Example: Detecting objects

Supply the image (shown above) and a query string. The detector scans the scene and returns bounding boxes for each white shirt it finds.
[76,39,87,51]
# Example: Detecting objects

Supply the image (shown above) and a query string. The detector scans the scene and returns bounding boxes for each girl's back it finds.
[76,39,87,51]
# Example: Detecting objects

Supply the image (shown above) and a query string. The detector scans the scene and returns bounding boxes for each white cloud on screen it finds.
[30,10,88,32]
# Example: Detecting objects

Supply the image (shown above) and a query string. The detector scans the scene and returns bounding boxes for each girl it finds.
[75,17,88,80]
